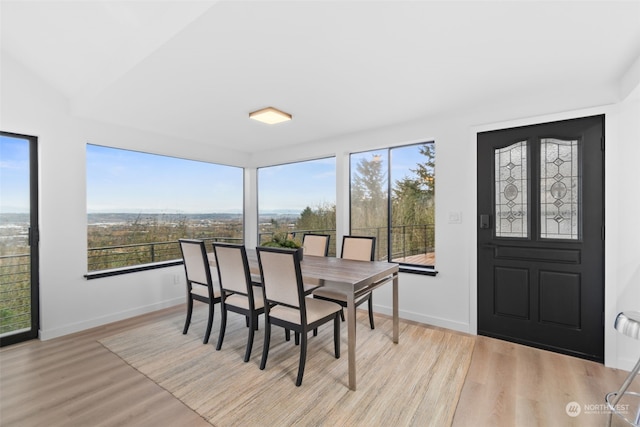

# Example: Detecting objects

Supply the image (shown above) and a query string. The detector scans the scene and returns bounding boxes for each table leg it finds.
[347,292,356,391]
[393,273,399,344]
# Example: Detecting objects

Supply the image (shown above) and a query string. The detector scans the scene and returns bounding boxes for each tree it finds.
[391,144,435,256]
[351,154,388,231]
[392,144,435,225]
[412,144,435,199]
[297,203,336,232]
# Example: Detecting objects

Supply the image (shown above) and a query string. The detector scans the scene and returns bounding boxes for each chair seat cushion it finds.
[312,287,370,304]
[303,283,320,294]
[191,284,221,299]
[224,287,265,310]
[270,297,341,325]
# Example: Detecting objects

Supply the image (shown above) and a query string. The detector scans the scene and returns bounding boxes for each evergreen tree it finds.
[297,203,336,232]
[351,154,388,231]
[391,144,435,257]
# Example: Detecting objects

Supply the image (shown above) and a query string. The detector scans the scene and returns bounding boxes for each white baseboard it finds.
[616,357,639,373]
[39,297,184,340]
[373,304,471,334]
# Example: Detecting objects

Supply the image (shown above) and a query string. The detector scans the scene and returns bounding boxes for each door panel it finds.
[477,115,604,362]
[538,270,580,328]
[494,266,530,319]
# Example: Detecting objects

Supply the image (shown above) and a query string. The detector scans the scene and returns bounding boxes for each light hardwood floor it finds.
[1,305,637,427]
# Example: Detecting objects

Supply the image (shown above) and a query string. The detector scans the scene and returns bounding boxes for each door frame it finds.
[0,131,39,346]
[468,105,617,367]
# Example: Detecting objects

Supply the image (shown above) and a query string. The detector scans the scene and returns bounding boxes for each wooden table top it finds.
[209,249,398,295]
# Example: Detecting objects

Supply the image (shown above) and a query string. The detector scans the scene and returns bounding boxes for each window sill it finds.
[85,260,183,280]
[399,265,438,276]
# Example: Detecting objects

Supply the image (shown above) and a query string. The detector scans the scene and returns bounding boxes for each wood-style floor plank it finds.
[0,306,210,427]
[452,335,640,427]
[1,305,638,427]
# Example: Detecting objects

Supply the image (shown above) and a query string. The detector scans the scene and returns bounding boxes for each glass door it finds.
[0,131,39,346]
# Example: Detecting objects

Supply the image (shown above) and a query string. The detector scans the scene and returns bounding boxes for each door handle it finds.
[479,214,491,229]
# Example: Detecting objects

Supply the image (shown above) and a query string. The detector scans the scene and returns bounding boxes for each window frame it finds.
[85,144,244,279]
[256,156,337,255]
[349,142,437,276]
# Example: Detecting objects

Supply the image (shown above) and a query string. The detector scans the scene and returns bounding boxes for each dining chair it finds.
[256,246,342,386]
[313,235,377,329]
[302,233,330,257]
[300,233,330,296]
[212,242,265,362]
[179,239,222,344]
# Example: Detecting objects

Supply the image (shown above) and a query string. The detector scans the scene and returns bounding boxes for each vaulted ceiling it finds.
[2,1,639,153]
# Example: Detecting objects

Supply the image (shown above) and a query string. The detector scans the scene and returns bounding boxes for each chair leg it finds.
[244,314,256,362]
[313,328,318,336]
[216,308,227,351]
[295,332,300,345]
[260,320,271,370]
[296,331,308,386]
[285,329,291,341]
[183,297,193,334]
[368,296,375,330]
[606,355,640,426]
[203,302,214,344]
[245,316,250,328]
[340,308,345,322]
[334,314,341,358]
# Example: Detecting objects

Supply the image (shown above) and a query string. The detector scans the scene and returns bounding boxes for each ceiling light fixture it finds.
[249,107,292,124]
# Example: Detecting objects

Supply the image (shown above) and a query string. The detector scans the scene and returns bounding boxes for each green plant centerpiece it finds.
[262,232,303,259]
[262,232,301,248]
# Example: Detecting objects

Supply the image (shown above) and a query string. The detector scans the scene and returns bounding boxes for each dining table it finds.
[208,249,399,391]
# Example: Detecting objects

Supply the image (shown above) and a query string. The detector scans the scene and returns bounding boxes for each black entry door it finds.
[477,115,604,362]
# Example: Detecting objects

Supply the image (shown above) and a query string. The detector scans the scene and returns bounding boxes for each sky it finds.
[87,144,339,214]
[1,136,430,215]
[258,144,428,212]
[0,135,30,213]
[86,144,244,213]
[258,157,336,212]
[351,144,429,188]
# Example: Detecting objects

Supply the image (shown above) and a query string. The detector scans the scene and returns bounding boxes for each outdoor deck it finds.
[392,252,435,265]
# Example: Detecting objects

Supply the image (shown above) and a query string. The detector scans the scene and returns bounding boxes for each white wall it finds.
[1,53,249,339]
[2,50,638,370]
[609,87,640,370]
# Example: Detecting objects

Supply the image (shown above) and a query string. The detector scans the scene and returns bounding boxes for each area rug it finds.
[99,306,475,426]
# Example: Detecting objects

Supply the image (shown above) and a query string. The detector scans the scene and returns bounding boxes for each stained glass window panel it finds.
[495,141,528,238]
[540,138,579,240]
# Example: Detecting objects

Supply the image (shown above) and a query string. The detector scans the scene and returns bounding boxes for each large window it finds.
[350,143,435,270]
[86,144,243,273]
[258,157,336,255]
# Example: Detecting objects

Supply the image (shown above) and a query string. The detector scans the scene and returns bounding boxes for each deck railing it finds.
[259,224,435,263]
[87,237,243,272]
[0,254,31,335]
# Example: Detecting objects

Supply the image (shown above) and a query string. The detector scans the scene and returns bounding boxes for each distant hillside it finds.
[2,211,302,227]
[0,213,29,225]
[87,212,243,224]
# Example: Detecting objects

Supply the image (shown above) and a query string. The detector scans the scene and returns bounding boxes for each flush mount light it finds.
[249,107,292,124]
